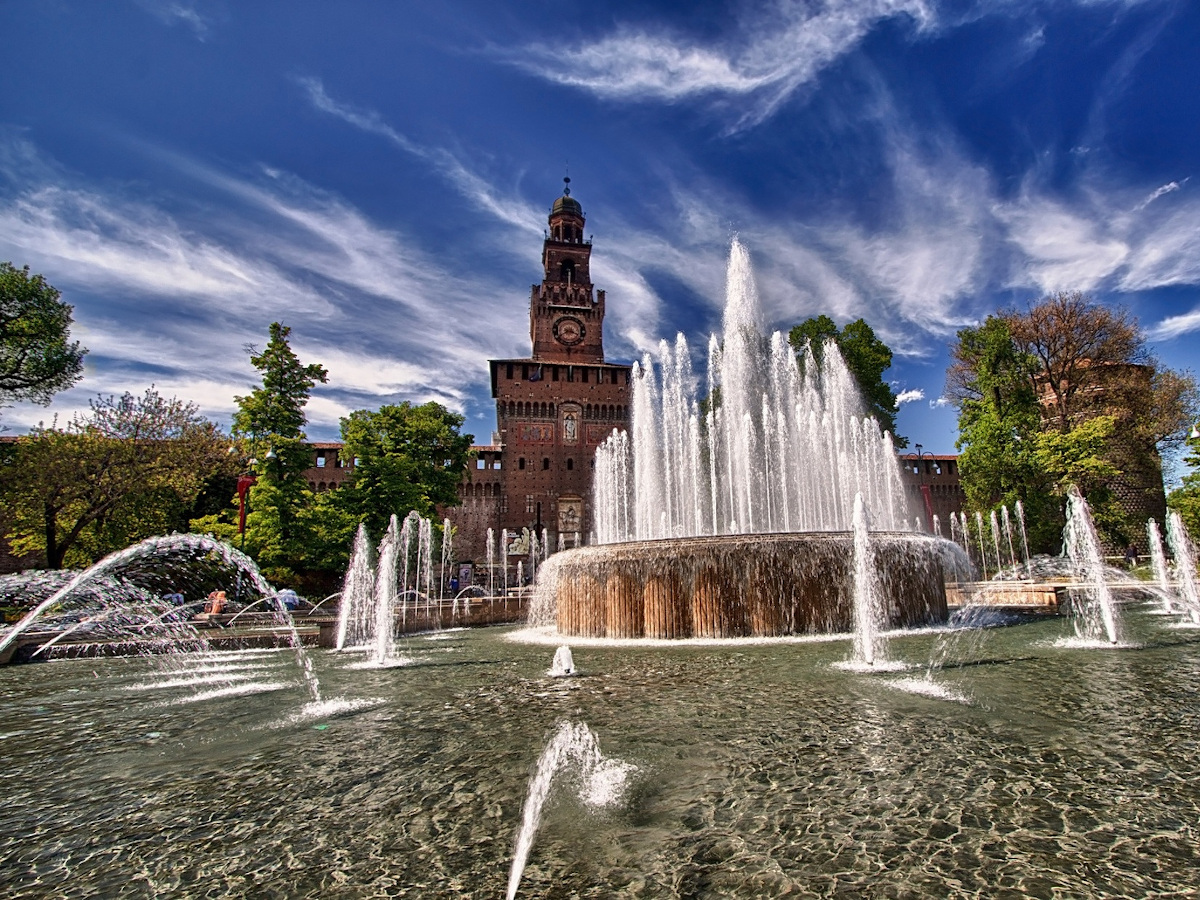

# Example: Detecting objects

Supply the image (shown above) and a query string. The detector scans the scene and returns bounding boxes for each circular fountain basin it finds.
[545,532,953,639]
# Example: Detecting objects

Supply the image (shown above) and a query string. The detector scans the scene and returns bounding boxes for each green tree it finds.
[948,313,1153,552]
[193,323,328,585]
[948,316,1062,551]
[334,402,474,537]
[0,388,233,568]
[1168,427,1200,538]
[788,315,905,445]
[0,263,87,405]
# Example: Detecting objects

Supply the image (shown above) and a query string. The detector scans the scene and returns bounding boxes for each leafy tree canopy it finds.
[334,402,474,538]
[195,323,328,586]
[0,388,233,568]
[0,262,87,405]
[788,315,905,446]
[232,322,328,475]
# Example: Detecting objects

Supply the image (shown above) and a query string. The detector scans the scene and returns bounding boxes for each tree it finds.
[193,323,328,585]
[948,296,1198,551]
[788,315,905,445]
[0,388,233,568]
[1168,427,1200,538]
[334,402,474,537]
[0,263,87,405]
[948,316,1063,551]
[1006,292,1145,433]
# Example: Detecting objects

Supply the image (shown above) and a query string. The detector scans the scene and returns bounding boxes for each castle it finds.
[444,180,632,566]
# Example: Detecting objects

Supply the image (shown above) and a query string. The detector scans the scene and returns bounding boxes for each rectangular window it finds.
[567,366,574,382]
[581,368,589,383]
[493,460,501,470]
[522,364,529,380]
[506,363,514,379]
[552,366,560,382]
[526,494,535,513]
[316,452,326,468]
[477,459,486,469]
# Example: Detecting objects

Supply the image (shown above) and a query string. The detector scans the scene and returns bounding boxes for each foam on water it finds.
[883,676,972,704]
[272,697,384,726]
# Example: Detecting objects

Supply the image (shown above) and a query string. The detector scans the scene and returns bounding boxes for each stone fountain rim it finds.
[561,531,952,556]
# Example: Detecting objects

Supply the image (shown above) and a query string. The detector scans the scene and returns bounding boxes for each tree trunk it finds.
[43,501,64,569]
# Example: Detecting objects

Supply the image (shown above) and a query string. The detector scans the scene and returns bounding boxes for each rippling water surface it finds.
[2,609,1198,898]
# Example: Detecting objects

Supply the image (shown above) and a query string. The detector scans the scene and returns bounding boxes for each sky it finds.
[1,0,1199,463]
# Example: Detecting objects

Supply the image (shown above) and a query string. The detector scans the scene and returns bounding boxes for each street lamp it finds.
[904,443,940,531]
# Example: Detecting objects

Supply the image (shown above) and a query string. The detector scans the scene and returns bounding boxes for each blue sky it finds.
[2,0,1198,461]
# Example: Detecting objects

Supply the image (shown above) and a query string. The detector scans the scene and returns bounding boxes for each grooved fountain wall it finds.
[544,533,949,639]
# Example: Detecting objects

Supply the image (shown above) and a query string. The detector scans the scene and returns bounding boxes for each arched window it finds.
[560,259,575,282]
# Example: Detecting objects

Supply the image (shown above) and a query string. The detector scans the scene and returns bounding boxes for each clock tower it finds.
[530,178,606,363]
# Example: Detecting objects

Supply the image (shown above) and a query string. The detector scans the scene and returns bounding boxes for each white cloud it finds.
[1137,178,1187,210]
[896,388,925,404]
[134,1,212,40]
[0,138,537,436]
[996,194,1129,293]
[0,184,333,316]
[506,0,934,129]
[929,397,951,409]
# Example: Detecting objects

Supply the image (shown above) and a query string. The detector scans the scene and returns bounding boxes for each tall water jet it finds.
[545,237,958,639]
[1063,486,1121,645]
[373,515,401,665]
[1147,518,1175,614]
[440,517,453,600]
[336,524,375,651]
[974,511,988,580]
[486,528,496,598]
[1015,500,1033,578]
[850,493,885,666]
[1001,507,1017,573]
[1165,511,1200,623]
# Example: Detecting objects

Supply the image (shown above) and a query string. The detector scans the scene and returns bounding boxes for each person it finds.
[276,589,300,610]
[1124,545,1138,569]
[449,576,459,593]
[205,590,227,614]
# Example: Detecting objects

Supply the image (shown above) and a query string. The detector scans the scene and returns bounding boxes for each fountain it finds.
[1165,510,1200,623]
[506,720,637,900]
[1062,485,1122,645]
[0,533,277,663]
[534,239,960,640]
[335,524,375,651]
[548,645,576,677]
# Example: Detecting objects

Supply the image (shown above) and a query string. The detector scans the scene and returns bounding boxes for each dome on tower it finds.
[552,194,582,215]
[550,176,582,217]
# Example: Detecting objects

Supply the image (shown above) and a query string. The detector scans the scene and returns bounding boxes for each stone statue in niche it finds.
[563,412,578,444]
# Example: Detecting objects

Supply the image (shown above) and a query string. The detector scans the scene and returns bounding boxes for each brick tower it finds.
[448,181,632,567]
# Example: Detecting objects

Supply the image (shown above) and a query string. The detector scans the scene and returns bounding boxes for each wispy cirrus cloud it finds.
[0,135,534,433]
[503,0,934,129]
[133,1,213,41]
[296,76,543,236]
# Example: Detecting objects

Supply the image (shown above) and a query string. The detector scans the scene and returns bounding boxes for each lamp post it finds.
[904,443,941,531]
[227,438,262,553]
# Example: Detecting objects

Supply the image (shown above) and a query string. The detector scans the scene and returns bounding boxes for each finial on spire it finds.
[563,175,571,197]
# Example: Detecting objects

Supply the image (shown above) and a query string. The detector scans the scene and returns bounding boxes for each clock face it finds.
[554,316,585,345]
